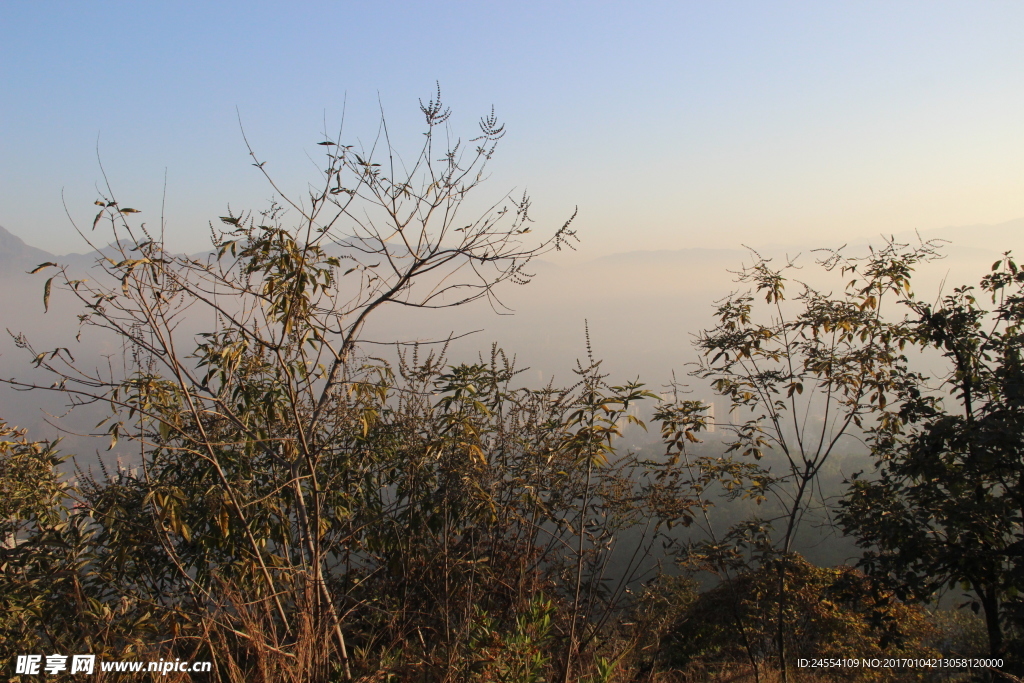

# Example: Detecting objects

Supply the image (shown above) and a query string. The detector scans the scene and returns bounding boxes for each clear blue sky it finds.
[3,1,1024,258]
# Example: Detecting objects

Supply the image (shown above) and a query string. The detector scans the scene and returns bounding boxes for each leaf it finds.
[43,276,54,312]
[468,444,487,463]
[120,208,140,214]
[92,210,103,230]
[318,141,336,146]
[218,507,230,537]
[28,262,57,274]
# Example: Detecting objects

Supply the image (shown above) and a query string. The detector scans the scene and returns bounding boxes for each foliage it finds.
[3,92,694,682]
[4,87,1019,682]
[0,422,160,678]
[679,241,940,681]
[840,253,1024,666]
[691,241,940,558]
[659,555,939,682]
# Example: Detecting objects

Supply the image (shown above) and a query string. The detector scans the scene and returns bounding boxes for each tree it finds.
[685,240,940,680]
[7,88,583,678]
[5,89,703,681]
[841,253,1024,668]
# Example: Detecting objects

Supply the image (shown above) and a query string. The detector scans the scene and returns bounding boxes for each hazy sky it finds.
[3,1,1024,259]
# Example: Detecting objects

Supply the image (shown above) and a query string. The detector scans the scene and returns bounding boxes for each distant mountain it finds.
[589,247,745,266]
[0,218,1020,466]
[913,218,1024,261]
[0,224,56,275]
[850,217,1024,256]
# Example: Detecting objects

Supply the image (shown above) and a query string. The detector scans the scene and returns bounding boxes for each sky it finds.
[3,1,1024,260]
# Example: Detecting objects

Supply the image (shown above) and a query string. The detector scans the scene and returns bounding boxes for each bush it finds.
[658,555,939,681]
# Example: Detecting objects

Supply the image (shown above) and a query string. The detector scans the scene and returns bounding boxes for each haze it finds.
[4,0,1024,444]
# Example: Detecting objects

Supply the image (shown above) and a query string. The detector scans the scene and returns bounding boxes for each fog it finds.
[1,218,1021,571]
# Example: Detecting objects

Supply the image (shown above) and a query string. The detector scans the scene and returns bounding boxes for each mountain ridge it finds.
[3,217,1023,277]
[0,224,56,274]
